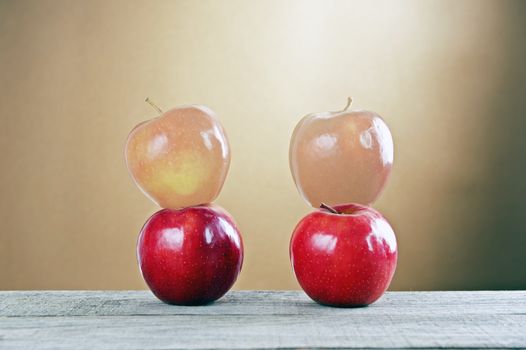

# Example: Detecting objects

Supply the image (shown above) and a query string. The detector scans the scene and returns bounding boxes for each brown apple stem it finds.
[320,203,339,214]
[340,97,353,112]
[145,97,163,114]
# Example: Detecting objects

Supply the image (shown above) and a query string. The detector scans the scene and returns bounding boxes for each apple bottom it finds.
[290,203,397,307]
[137,205,243,305]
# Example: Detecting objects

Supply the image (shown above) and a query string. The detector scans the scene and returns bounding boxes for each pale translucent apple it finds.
[126,99,230,209]
[289,98,393,207]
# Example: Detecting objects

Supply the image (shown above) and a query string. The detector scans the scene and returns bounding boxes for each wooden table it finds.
[1,291,525,349]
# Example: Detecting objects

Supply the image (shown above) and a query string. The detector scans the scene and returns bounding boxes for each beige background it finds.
[1,0,525,291]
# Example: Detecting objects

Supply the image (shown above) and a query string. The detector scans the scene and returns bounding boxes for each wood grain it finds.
[1,291,525,349]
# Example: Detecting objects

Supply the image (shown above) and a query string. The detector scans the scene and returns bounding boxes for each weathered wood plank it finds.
[1,290,525,317]
[0,291,525,349]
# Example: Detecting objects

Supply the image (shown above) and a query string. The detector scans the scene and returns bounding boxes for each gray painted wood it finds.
[0,291,525,349]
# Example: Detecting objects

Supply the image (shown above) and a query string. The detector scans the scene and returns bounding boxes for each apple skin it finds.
[289,106,393,207]
[290,203,397,307]
[126,105,230,209]
[137,205,243,305]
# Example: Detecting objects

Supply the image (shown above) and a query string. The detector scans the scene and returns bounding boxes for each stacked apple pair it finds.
[288,98,398,307]
[125,101,243,305]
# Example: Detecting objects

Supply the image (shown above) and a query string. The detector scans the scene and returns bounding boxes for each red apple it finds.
[290,203,397,307]
[137,205,243,305]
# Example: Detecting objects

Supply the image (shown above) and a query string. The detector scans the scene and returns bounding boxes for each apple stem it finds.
[320,203,339,214]
[340,97,353,112]
[145,97,163,114]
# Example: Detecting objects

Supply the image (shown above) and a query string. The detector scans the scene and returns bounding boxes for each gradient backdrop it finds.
[1,0,525,290]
